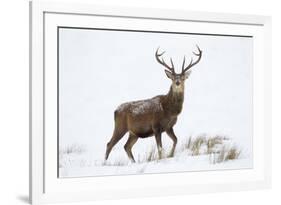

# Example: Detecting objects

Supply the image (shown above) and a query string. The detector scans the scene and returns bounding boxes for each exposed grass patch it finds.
[179,134,241,164]
[145,146,158,162]
[59,144,86,168]
[190,135,207,156]
[218,145,241,162]
[210,145,241,164]
[226,146,241,160]
[207,136,226,154]
[137,146,159,163]
[59,144,86,155]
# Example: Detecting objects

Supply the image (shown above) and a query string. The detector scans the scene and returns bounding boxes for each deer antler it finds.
[155,48,175,74]
[181,45,202,74]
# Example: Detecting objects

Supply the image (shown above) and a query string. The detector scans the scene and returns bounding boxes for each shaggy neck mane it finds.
[162,86,184,115]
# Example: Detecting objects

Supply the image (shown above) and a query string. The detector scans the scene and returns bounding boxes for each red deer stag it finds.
[105,45,202,162]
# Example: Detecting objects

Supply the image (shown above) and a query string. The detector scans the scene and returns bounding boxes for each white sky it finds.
[59,28,253,160]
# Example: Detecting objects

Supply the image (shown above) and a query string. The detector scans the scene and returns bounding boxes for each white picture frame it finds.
[29,1,272,204]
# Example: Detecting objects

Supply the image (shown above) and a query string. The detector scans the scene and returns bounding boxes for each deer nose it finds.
[176,81,180,86]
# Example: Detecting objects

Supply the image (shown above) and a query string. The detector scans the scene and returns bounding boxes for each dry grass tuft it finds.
[180,135,241,164]
[190,135,207,156]
[225,146,241,161]
[59,144,86,168]
[207,136,224,154]
[141,146,158,163]
[211,145,241,164]
[59,144,86,155]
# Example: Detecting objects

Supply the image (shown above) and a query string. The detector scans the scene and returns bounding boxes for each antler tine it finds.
[192,45,202,56]
[158,50,166,57]
[181,56,186,73]
[155,47,175,74]
[182,45,202,73]
[170,58,175,70]
[196,44,201,52]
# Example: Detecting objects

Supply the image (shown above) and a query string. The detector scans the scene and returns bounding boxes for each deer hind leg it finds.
[124,133,138,163]
[153,130,163,159]
[105,127,127,161]
[166,128,178,157]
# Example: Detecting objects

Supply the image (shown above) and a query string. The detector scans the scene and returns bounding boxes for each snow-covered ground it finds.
[59,135,252,178]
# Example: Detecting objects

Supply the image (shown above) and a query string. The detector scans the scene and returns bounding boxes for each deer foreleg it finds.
[166,128,178,157]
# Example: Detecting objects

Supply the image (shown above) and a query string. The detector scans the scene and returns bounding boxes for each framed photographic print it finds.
[29,1,271,204]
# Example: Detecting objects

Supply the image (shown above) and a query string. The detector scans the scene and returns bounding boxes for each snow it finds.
[59,143,251,178]
[116,96,163,116]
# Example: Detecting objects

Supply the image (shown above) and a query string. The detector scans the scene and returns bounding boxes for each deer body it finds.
[116,88,183,138]
[105,46,202,162]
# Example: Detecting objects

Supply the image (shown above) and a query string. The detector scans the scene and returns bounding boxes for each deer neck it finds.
[163,86,184,116]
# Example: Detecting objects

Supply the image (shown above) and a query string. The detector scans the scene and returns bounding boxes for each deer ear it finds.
[164,70,173,79]
[183,70,192,79]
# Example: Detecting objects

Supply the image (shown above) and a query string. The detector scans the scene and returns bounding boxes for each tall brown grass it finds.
[181,135,240,164]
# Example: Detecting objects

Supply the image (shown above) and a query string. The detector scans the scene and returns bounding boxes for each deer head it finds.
[155,45,202,93]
